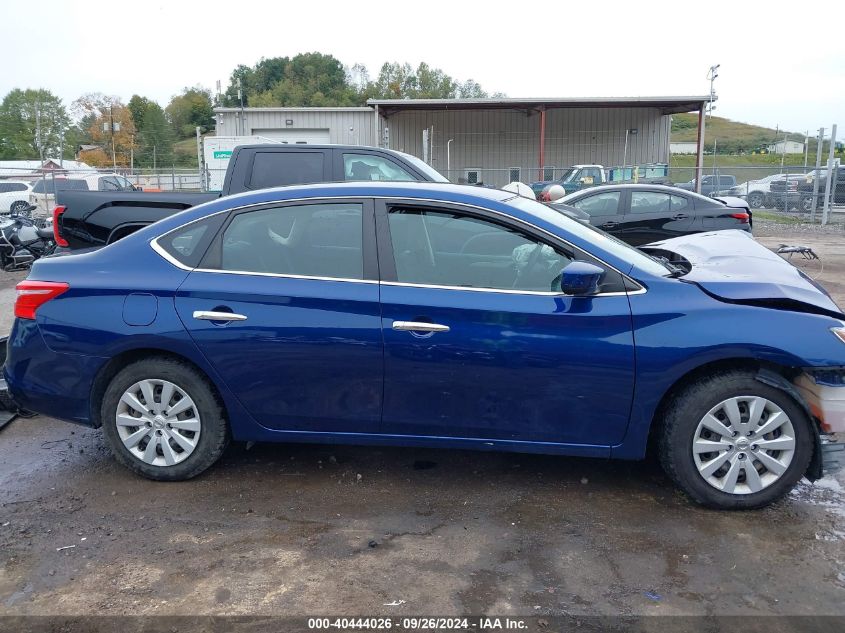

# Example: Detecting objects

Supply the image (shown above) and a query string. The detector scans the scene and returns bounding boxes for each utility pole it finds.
[706,64,720,122]
[110,105,117,169]
[35,101,44,162]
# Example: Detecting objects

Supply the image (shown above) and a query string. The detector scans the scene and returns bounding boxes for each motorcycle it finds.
[0,205,56,271]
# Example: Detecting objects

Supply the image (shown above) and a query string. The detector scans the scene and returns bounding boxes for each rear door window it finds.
[248,152,326,190]
[629,192,672,214]
[219,203,364,280]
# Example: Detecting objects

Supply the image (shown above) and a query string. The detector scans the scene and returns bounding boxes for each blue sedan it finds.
[5,182,845,509]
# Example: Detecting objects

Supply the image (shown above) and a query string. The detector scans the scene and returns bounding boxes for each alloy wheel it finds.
[692,396,795,495]
[115,379,202,467]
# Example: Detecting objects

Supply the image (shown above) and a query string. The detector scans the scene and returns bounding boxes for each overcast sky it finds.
[2,0,843,137]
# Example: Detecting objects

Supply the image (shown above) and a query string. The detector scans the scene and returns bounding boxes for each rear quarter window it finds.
[156,215,225,268]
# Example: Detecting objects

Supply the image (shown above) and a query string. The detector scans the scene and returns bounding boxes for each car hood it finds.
[641,230,844,318]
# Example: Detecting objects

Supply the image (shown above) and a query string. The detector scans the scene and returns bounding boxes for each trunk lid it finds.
[641,230,843,318]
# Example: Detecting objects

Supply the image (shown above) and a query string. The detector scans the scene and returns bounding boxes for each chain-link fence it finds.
[0,166,205,218]
[1,159,842,224]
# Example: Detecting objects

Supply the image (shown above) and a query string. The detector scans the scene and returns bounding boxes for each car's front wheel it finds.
[101,357,229,481]
[658,370,814,509]
[747,192,764,208]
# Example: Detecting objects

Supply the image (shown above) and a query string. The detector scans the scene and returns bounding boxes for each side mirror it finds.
[560,261,605,296]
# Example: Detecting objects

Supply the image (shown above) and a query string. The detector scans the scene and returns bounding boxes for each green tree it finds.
[0,88,70,160]
[166,87,214,137]
[136,102,174,168]
[128,95,153,132]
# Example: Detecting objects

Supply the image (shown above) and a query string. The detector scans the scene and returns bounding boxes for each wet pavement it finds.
[1,232,844,617]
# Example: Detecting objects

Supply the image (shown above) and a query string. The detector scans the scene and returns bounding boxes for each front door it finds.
[376,201,636,447]
[174,199,383,433]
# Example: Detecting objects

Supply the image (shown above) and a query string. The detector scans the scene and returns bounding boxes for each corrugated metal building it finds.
[214,107,376,146]
[214,96,710,188]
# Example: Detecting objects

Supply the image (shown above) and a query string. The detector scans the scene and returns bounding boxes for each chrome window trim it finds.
[149,195,648,295]
[193,267,378,285]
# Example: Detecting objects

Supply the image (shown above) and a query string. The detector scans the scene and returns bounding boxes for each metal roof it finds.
[367,96,712,116]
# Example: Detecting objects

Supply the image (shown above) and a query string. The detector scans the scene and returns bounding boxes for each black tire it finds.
[658,370,814,510]
[9,200,29,214]
[101,357,229,481]
[747,192,764,209]
[800,195,815,213]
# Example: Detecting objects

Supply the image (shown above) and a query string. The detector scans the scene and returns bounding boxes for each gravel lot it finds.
[1,229,844,619]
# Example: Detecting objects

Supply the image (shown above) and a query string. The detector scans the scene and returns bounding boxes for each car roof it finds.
[233,144,410,154]
[564,183,696,195]
[221,180,515,205]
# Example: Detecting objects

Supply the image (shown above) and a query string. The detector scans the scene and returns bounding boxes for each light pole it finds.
[706,64,720,122]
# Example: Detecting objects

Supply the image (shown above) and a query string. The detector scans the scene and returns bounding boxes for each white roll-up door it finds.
[251,129,331,144]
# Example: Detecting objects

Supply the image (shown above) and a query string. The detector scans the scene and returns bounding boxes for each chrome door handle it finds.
[392,321,450,333]
[673,213,689,220]
[193,310,247,322]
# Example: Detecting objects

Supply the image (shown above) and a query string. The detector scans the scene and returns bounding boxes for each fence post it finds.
[810,127,824,223]
[821,124,837,226]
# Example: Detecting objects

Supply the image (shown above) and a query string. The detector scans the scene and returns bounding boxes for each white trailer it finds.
[202,136,282,191]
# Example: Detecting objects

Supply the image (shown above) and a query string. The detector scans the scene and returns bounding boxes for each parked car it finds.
[5,181,844,510]
[30,173,135,215]
[797,165,845,212]
[676,174,737,196]
[0,180,33,214]
[559,184,751,246]
[530,164,608,198]
[726,173,785,208]
[767,174,806,211]
[54,145,449,250]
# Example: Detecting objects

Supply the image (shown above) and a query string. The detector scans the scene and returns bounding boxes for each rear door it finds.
[617,190,696,245]
[174,198,384,433]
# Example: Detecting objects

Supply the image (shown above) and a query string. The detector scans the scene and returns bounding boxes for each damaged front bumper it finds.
[795,370,845,477]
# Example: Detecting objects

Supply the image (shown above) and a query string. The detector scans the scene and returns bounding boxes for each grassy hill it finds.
[671,114,810,154]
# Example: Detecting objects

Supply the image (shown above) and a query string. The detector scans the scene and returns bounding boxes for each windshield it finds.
[506,196,672,277]
[394,151,450,183]
[558,168,578,182]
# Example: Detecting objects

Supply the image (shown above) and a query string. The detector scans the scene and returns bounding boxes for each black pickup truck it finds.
[55,144,448,250]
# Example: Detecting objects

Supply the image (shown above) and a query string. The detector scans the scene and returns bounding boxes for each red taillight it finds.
[53,205,68,247]
[14,281,69,320]
[729,212,750,224]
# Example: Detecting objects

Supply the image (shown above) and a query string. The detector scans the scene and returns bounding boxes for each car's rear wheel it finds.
[658,370,814,509]
[9,200,29,214]
[101,358,229,480]
[747,192,765,208]
[800,195,815,213]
